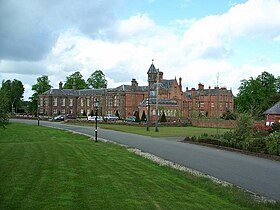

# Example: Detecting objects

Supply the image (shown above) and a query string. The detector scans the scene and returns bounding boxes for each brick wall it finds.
[190,119,236,129]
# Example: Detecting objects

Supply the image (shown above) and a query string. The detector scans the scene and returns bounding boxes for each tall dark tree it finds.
[235,71,279,118]
[160,111,167,122]
[30,75,52,114]
[134,111,140,122]
[1,79,24,114]
[87,70,107,89]
[64,71,88,89]
[141,111,146,121]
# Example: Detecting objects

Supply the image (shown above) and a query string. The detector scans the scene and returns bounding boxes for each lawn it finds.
[96,123,229,137]
[0,123,279,209]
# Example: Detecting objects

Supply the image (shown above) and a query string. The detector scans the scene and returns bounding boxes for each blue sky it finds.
[0,0,279,99]
[118,0,247,23]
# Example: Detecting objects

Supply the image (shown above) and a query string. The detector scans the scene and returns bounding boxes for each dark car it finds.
[65,114,77,119]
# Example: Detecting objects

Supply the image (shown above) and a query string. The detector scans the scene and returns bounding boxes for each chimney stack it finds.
[158,71,163,82]
[198,83,204,91]
[131,78,138,87]
[179,77,182,91]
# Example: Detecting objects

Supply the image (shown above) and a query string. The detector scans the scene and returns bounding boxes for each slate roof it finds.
[41,88,107,97]
[41,89,79,96]
[41,84,148,97]
[139,98,178,107]
[185,88,232,99]
[109,85,148,92]
[147,63,158,74]
[264,101,280,115]
[150,79,174,91]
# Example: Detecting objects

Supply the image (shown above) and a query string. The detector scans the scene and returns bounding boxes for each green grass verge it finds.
[96,123,229,137]
[0,123,278,209]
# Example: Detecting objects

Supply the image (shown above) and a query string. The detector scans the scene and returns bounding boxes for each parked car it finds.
[54,115,64,121]
[87,116,103,122]
[104,114,119,121]
[65,114,77,119]
[125,116,136,122]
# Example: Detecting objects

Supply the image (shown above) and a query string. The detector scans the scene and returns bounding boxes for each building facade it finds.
[264,101,280,126]
[38,63,234,120]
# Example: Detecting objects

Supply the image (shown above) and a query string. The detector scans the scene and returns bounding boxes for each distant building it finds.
[38,62,234,120]
[264,101,280,126]
[185,83,234,118]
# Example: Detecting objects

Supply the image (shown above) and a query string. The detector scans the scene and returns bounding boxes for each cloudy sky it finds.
[0,0,280,100]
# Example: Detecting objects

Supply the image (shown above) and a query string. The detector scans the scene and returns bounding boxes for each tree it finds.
[134,111,140,122]
[222,110,237,120]
[160,111,167,122]
[115,110,120,119]
[30,75,52,114]
[141,111,146,121]
[1,79,24,114]
[0,87,9,128]
[87,70,107,89]
[64,71,88,90]
[235,72,279,118]
[234,113,254,141]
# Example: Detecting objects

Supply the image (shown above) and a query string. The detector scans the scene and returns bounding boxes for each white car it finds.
[104,114,119,121]
[87,116,103,122]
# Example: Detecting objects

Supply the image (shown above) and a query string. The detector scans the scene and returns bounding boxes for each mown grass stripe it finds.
[0,123,279,209]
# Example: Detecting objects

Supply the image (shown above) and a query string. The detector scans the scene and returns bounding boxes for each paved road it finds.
[11,119,280,201]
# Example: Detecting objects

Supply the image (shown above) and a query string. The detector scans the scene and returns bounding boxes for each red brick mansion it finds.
[38,63,234,120]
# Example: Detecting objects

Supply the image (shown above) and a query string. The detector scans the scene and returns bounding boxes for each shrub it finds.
[253,124,271,137]
[271,122,280,133]
[265,132,280,155]
[234,113,254,141]
[0,111,9,129]
[222,110,237,120]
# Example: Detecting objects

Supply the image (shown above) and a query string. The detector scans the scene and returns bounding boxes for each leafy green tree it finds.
[87,70,107,89]
[30,75,52,114]
[0,87,9,128]
[64,71,88,89]
[234,113,254,141]
[1,79,24,114]
[235,72,278,118]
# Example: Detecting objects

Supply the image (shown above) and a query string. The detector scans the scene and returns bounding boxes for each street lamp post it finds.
[146,98,150,131]
[37,98,40,126]
[94,98,99,142]
[155,69,159,132]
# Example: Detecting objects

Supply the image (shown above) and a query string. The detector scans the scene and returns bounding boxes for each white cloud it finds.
[182,0,280,59]
[1,0,280,101]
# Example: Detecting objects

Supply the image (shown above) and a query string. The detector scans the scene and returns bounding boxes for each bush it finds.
[0,112,9,129]
[253,124,271,137]
[265,132,280,155]
[234,113,254,141]
[243,137,266,153]
[271,122,280,133]
[222,110,237,120]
